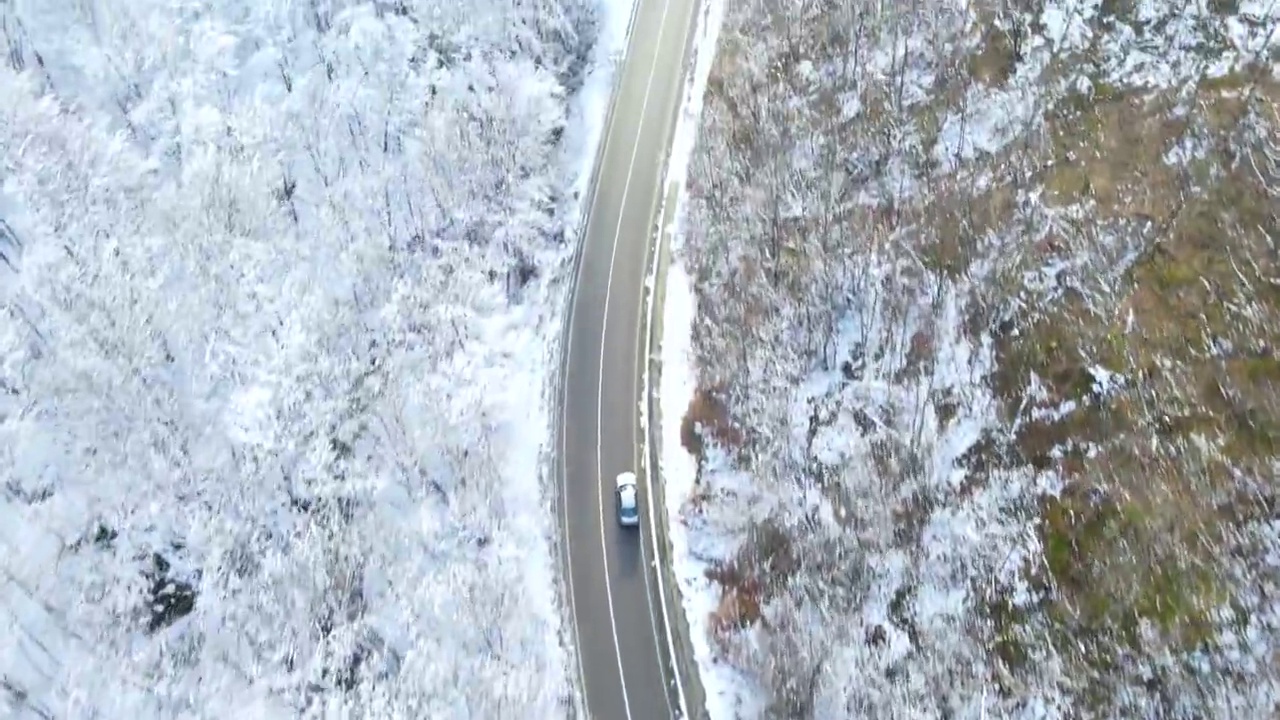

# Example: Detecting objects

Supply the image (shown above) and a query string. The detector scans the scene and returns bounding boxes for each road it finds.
[556,0,701,717]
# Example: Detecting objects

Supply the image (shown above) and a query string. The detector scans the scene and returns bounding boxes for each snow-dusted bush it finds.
[0,1,597,717]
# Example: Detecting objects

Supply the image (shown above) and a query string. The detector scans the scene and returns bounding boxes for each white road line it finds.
[633,245,677,719]
[640,3,705,710]
[596,0,674,715]
[634,2,702,715]
[632,127,680,720]
[560,281,589,712]
[559,0,643,707]
[635,204,678,715]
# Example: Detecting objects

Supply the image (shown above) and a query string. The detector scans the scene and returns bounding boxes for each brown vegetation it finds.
[685,0,1280,713]
[680,385,744,461]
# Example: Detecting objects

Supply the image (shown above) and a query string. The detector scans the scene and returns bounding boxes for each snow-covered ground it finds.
[560,0,638,229]
[0,0,628,717]
[671,0,1280,715]
[661,264,763,720]
[653,0,744,716]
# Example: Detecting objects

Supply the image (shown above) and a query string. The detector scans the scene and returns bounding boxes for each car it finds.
[615,471,640,527]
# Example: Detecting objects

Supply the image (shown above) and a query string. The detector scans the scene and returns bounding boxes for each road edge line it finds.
[546,1,645,717]
[638,0,718,717]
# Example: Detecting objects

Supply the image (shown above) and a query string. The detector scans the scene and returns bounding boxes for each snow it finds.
[0,0,614,717]
[670,0,1280,714]
[660,263,763,720]
[663,0,726,196]
[563,0,639,222]
[933,71,1043,167]
[642,254,687,716]
[653,0,746,716]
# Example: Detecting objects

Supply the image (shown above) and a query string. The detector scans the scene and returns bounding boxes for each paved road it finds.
[557,0,700,717]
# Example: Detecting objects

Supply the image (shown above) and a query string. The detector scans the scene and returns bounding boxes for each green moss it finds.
[1145,255,1200,291]
[1054,93,1104,140]
[1091,81,1122,103]
[968,36,1278,712]
[1040,491,1133,589]
[1225,407,1280,459]
[1242,356,1280,383]
[1038,489,1224,660]
[987,593,1033,671]
[1098,0,1136,22]
[1181,152,1219,188]
[1135,564,1220,641]
[916,104,943,154]
[971,23,1018,86]
[1043,85,1120,204]
[1045,163,1091,202]
[1097,328,1130,369]
[1042,529,1075,581]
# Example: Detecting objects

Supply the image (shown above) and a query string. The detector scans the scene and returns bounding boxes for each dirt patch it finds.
[707,519,798,644]
[1041,80,1185,215]
[969,11,1029,87]
[681,386,745,461]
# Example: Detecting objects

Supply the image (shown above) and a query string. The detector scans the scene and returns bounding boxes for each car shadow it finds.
[614,521,645,578]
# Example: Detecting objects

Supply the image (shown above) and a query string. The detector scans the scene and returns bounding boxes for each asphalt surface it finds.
[557,0,700,717]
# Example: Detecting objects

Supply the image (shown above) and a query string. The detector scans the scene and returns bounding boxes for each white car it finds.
[615,471,640,527]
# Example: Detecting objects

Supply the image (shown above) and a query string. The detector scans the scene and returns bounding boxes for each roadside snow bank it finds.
[652,0,733,716]
[660,260,763,719]
[662,0,725,196]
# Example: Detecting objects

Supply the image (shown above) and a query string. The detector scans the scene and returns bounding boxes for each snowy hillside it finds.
[0,0,606,717]
[673,0,1280,717]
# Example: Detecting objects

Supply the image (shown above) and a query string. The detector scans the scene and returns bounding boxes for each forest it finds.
[677,0,1280,716]
[1,0,600,717]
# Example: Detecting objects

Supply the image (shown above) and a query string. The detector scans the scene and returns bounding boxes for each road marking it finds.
[634,3,704,715]
[560,348,588,712]
[633,137,682,720]
[634,223,677,719]
[596,0,675,715]
[559,0,645,708]
[636,202,680,716]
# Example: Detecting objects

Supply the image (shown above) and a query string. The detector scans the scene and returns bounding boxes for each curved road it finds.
[557,0,701,717]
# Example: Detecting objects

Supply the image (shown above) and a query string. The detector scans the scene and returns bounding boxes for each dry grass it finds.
[688,0,1280,711]
[706,520,798,647]
[970,16,1022,87]
[681,386,744,461]
[982,72,1280,698]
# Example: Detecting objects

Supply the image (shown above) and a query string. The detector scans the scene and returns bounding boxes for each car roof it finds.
[618,484,637,507]
[616,471,637,488]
